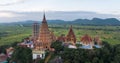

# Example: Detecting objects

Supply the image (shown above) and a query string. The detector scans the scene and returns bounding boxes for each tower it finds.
[33,22,39,40]
[35,13,52,49]
[66,25,76,45]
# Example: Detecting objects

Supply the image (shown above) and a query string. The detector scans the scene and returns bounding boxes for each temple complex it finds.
[18,13,102,60]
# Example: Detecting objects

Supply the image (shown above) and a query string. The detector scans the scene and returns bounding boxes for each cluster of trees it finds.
[51,41,64,54]
[10,46,32,63]
[0,44,33,63]
[51,41,120,63]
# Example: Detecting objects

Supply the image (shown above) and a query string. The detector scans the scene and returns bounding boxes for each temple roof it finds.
[67,25,76,38]
[42,13,47,23]
[66,25,76,43]
[81,34,92,42]
[57,35,66,42]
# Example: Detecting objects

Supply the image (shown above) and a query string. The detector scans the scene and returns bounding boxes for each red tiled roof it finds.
[81,34,92,42]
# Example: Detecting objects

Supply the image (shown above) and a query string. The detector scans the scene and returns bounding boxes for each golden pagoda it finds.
[66,25,76,45]
[34,13,52,50]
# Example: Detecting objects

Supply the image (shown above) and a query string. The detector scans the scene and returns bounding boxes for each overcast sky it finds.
[0,0,120,23]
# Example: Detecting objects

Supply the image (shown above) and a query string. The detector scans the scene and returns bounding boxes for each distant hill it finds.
[1,18,120,26]
[71,18,120,25]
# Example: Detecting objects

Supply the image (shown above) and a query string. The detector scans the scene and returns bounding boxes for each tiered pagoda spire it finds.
[42,13,47,23]
[66,25,76,44]
[35,13,52,50]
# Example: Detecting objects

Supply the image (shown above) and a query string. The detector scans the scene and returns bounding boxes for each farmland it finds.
[0,24,120,46]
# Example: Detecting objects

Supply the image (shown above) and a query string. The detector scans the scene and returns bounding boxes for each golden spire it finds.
[35,12,52,49]
[66,25,76,44]
[42,12,47,23]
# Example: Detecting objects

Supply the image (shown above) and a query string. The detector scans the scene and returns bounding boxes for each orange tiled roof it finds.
[81,34,92,42]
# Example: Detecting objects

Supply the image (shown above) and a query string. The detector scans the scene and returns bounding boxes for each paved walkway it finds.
[45,53,52,63]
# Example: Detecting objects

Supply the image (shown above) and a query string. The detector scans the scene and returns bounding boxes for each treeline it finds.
[62,42,120,63]
[49,26,120,31]
[51,41,120,63]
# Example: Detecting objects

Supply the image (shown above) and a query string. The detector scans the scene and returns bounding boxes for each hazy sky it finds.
[0,0,120,22]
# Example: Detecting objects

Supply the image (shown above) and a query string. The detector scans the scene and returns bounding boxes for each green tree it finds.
[11,46,32,63]
[92,57,99,63]
[51,41,64,53]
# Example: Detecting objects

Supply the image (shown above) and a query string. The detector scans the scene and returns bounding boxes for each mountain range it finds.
[0,11,120,23]
[1,18,120,26]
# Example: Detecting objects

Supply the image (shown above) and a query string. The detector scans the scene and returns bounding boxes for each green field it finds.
[0,24,120,46]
